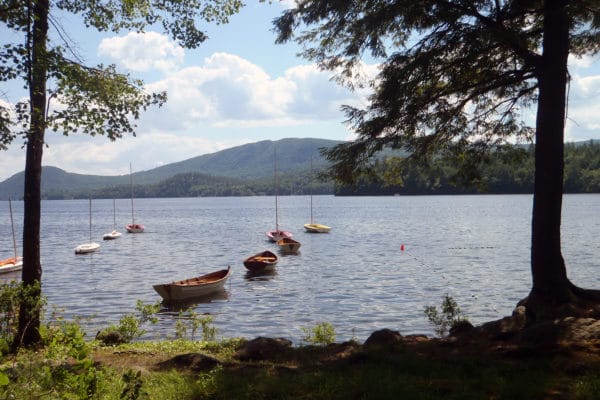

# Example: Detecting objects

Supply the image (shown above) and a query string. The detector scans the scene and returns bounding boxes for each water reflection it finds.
[159,290,230,312]
[244,270,278,281]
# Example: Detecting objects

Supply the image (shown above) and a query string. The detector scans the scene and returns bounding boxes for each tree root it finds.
[518,282,600,323]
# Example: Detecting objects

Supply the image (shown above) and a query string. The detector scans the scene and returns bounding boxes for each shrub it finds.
[301,322,336,346]
[424,294,469,337]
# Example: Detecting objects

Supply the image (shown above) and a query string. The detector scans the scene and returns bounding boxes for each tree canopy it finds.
[0,0,243,348]
[274,1,600,320]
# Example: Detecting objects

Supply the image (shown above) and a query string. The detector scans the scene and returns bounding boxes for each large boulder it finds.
[234,337,293,361]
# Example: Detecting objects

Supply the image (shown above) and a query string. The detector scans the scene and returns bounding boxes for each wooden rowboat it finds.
[243,250,278,273]
[277,237,301,253]
[153,266,231,302]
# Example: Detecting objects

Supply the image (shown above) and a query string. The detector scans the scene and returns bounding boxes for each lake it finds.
[1,194,599,343]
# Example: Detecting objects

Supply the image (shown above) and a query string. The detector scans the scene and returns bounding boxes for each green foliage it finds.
[121,369,145,400]
[175,310,217,342]
[273,1,599,189]
[0,281,21,354]
[96,301,160,345]
[0,305,116,399]
[0,281,46,351]
[301,322,336,346]
[40,313,89,361]
[424,294,469,338]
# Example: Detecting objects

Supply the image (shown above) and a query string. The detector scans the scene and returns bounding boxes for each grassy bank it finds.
[2,332,600,399]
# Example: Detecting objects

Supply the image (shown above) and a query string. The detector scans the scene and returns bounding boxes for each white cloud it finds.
[571,74,600,98]
[568,54,599,70]
[140,52,374,132]
[98,32,185,73]
[38,131,248,177]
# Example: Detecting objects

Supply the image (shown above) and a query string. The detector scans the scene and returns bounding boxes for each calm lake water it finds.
[1,195,599,343]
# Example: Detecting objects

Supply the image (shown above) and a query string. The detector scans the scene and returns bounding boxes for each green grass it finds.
[2,339,600,399]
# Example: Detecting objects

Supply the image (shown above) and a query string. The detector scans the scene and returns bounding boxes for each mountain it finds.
[0,138,341,200]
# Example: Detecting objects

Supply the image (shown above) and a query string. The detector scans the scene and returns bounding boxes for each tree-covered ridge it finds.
[338,141,600,195]
[26,140,600,199]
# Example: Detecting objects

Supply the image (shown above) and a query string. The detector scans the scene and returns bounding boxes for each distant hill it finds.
[0,138,341,200]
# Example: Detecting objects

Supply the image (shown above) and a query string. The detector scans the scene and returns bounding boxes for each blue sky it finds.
[1,1,599,182]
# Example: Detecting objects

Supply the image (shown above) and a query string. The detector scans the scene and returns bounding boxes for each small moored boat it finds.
[103,199,122,240]
[75,197,100,255]
[0,256,22,274]
[303,223,331,233]
[153,266,231,302]
[277,237,301,253]
[103,230,122,240]
[266,229,293,242]
[125,223,145,233]
[75,242,101,254]
[243,250,278,273]
[126,163,144,233]
[1,198,22,274]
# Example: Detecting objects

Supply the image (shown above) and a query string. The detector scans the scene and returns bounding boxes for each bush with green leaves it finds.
[301,322,336,346]
[96,300,161,345]
[175,309,217,342]
[0,281,46,353]
[424,294,470,337]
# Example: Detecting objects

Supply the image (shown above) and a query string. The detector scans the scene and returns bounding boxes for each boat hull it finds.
[243,250,278,272]
[303,223,331,233]
[153,267,231,302]
[75,242,100,254]
[103,230,122,240]
[126,224,145,233]
[0,257,23,273]
[277,237,301,253]
[266,230,293,242]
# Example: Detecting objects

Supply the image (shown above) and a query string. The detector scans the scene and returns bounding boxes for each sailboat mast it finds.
[89,197,93,242]
[274,147,279,232]
[9,197,17,260]
[309,156,314,224]
[112,198,116,230]
[129,163,135,225]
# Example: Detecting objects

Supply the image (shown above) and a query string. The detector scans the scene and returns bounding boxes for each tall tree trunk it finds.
[15,0,49,348]
[528,0,572,317]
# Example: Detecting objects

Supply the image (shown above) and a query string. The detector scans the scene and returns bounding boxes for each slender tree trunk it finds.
[528,0,572,315]
[16,0,49,348]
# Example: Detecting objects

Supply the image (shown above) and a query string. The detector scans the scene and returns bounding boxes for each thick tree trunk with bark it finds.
[523,0,600,320]
[15,0,49,348]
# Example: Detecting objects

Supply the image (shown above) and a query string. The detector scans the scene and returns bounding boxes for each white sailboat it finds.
[304,156,331,233]
[125,163,144,233]
[0,197,23,273]
[103,198,122,240]
[266,147,293,242]
[75,197,101,254]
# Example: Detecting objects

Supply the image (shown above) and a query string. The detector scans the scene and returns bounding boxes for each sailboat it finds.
[266,147,293,242]
[103,199,122,240]
[125,163,144,233]
[75,197,101,254]
[0,197,23,273]
[303,156,331,233]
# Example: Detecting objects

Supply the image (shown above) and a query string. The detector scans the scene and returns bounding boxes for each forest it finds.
[336,141,600,196]
[40,140,600,199]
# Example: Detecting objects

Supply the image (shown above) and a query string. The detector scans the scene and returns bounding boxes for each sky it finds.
[1,1,599,182]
